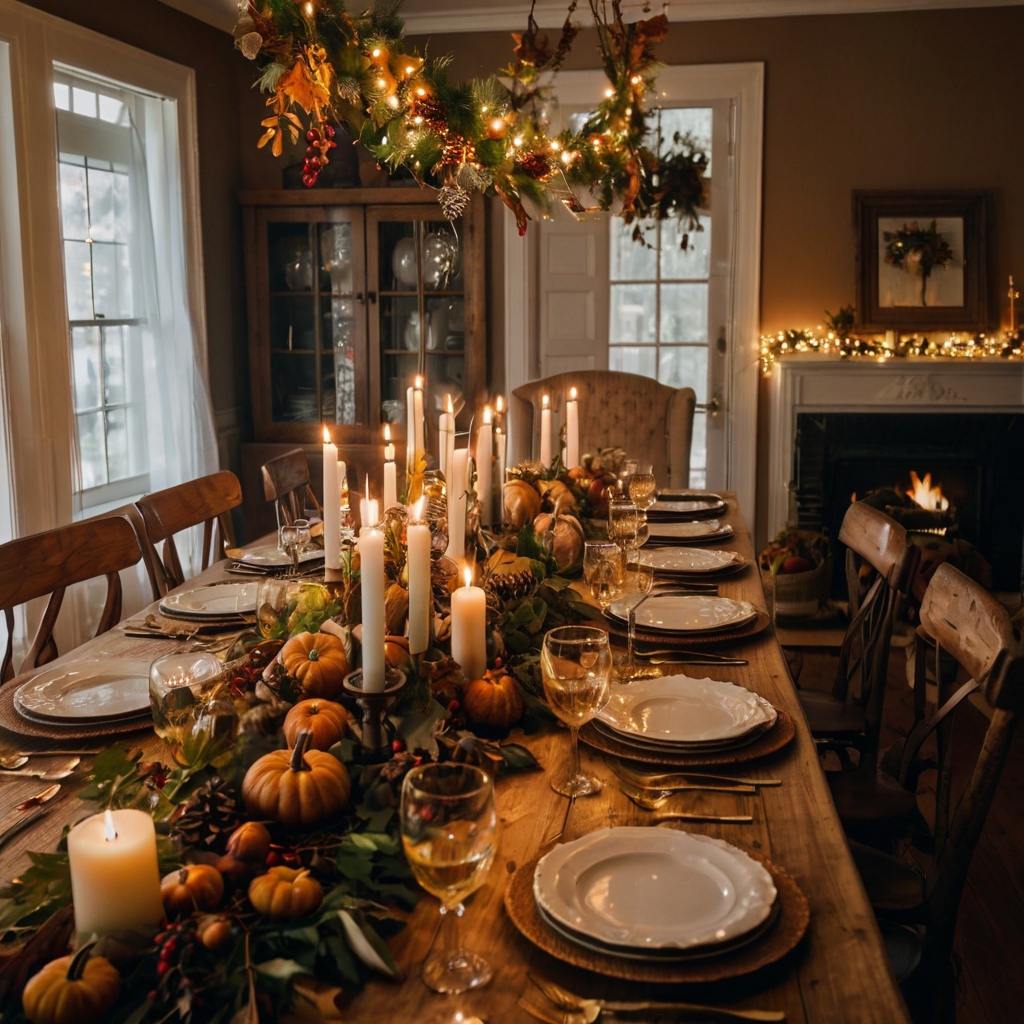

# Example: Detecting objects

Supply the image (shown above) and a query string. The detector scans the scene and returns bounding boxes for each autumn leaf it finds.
[279,55,331,116]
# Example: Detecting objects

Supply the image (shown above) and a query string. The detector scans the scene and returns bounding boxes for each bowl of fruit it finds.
[759,530,832,620]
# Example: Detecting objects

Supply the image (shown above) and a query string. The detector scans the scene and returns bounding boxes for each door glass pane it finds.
[610,283,656,343]
[270,353,318,422]
[268,223,313,292]
[271,294,316,352]
[611,218,657,280]
[320,223,353,294]
[661,214,711,280]
[609,345,656,378]
[380,221,417,292]
[658,345,707,401]
[661,283,708,343]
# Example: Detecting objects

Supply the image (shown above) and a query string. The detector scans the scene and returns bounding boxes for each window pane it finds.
[690,410,707,490]
[98,95,123,124]
[87,165,116,241]
[71,86,96,118]
[661,283,708,343]
[658,345,708,402]
[112,171,130,241]
[102,326,126,406]
[610,283,656,343]
[64,240,93,319]
[128,403,148,477]
[610,345,656,378]
[92,242,131,318]
[610,219,657,280]
[658,107,712,175]
[661,215,711,280]
[59,162,88,241]
[71,326,101,411]
[76,411,106,488]
[105,407,129,481]
[54,82,70,111]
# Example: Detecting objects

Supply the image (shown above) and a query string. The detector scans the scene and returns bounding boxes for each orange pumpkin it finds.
[22,945,120,1024]
[280,631,350,699]
[225,821,272,863]
[503,478,542,529]
[533,512,585,571]
[242,731,351,829]
[462,668,525,728]
[161,863,225,918]
[248,866,323,921]
[283,698,349,751]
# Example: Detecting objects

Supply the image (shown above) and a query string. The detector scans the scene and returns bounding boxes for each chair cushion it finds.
[799,690,867,736]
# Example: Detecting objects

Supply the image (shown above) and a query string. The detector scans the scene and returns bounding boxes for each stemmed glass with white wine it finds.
[541,625,613,797]
[400,763,497,994]
[278,518,311,574]
[628,465,657,511]
[583,541,623,611]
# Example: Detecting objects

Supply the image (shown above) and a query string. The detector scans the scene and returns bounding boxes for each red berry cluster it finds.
[227,663,262,699]
[302,124,337,187]
[265,846,303,869]
[149,921,198,1006]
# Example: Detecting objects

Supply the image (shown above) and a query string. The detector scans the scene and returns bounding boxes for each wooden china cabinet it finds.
[238,188,486,537]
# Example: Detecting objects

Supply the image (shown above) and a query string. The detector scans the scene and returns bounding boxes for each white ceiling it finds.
[158,0,1022,35]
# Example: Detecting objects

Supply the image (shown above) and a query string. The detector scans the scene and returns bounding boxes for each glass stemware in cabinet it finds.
[400,763,497,994]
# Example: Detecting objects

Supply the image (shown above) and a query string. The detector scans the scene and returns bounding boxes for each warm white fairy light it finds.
[372,47,381,57]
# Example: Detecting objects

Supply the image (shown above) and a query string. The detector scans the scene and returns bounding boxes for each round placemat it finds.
[579,707,795,766]
[606,607,770,648]
[0,681,153,740]
[504,846,809,983]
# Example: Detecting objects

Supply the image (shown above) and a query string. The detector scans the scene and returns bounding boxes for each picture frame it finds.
[854,190,988,331]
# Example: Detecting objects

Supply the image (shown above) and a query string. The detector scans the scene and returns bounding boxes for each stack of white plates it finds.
[636,546,744,578]
[159,582,258,623]
[236,546,323,570]
[646,519,735,545]
[647,493,727,520]
[607,594,757,636]
[13,659,153,728]
[593,674,778,755]
[533,827,778,961]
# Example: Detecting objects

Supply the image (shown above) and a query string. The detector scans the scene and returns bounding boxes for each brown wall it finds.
[21,0,250,472]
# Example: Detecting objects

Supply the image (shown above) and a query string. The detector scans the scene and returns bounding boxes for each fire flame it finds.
[906,471,949,511]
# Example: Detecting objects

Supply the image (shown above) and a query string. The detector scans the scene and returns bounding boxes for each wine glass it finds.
[608,498,640,566]
[541,626,613,797]
[629,467,657,510]
[583,541,622,611]
[617,563,655,681]
[279,518,311,574]
[400,764,497,994]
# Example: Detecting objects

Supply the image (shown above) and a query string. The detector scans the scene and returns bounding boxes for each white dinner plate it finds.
[598,675,777,744]
[637,547,741,574]
[237,545,323,567]
[534,826,777,950]
[648,498,726,516]
[647,520,734,543]
[657,490,725,503]
[607,594,757,634]
[591,718,769,754]
[159,582,258,619]
[15,660,153,721]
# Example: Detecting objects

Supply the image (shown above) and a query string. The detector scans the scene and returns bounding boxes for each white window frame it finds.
[0,0,207,537]
[505,63,763,522]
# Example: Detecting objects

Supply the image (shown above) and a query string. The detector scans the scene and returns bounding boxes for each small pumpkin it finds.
[538,478,577,514]
[22,944,120,1024]
[198,915,233,951]
[533,512,585,571]
[384,582,410,636]
[280,631,350,699]
[215,854,260,888]
[161,863,225,918]
[249,866,324,921]
[384,634,412,671]
[463,668,525,728]
[503,478,542,529]
[283,699,349,751]
[242,730,351,829]
[225,821,272,864]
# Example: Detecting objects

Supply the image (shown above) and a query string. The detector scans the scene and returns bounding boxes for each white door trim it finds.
[504,62,764,519]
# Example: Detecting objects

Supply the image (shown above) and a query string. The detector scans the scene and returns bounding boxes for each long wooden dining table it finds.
[0,496,910,1023]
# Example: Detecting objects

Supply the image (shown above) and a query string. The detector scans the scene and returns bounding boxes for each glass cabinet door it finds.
[258,208,366,433]
[368,207,466,430]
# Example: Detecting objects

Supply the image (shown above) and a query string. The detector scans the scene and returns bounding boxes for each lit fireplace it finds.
[905,471,949,512]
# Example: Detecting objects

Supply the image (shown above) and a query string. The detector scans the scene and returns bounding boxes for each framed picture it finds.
[854,190,988,331]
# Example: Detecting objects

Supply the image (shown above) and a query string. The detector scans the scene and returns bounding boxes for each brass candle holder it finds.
[342,667,407,756]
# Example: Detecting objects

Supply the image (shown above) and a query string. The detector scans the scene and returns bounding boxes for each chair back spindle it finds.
[261,449,323,528]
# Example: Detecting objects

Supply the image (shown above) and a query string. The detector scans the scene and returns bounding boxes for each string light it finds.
[372,48,381,57]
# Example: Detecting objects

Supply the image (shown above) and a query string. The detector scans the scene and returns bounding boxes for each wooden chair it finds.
[849,563,1024,1022]
[0,516,143,683]
[797,502,921,829]
[509,371,696,487]
[135,471,241,597]
[261,449,324,528]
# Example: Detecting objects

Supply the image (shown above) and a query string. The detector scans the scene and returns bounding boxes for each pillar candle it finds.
[476,406,493,527]
[358,525,386,692]
[406,385,415,473]
[539,394,552,465]
[451,566,487,682]
[566,386,580,469]
[444,447,469,562]
[495,427,507,488]
[322,427,340,570]
[407,502,431,655]
[439,393,455,481]
[67,809,163,937]
[359,475,379,530]
[413,375,425,458]
[383,424,398,509]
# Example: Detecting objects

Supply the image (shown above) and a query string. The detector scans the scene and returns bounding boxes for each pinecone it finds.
[411,95,447,133]
[484,568,537,606]
[515,151,552,180]
[440,134,475,168]
[170,776,243,853]
[438,181,471,221]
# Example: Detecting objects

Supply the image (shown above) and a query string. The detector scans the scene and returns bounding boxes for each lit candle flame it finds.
[495,395,504,413]
[446,393,453,414]
[322,424,330,443]
[365,474,371,499]
[570,386,577,400]
[483,406,492,424]
[542,394,550,409]
[384,423,391,442]
[411,497,425,522]
[104,809,117,842]
[414,375,423,390]
[463,566,473,588]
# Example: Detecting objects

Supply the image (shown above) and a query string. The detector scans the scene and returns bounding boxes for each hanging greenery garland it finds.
[235,0,708,236]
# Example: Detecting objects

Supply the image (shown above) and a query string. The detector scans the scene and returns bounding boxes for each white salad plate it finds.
[607,594,757,634]
[598,675,777,744]
[591,718,769,753]
[15,659,153,721]
[636,547,741,574]
[647,520,735,543]
[159,582,258,619]
[647,498,726,516]
[237,545,323,567]
[534,826,777,950]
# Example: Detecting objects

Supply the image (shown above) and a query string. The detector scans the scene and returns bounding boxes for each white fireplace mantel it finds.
[767,356,1024,537]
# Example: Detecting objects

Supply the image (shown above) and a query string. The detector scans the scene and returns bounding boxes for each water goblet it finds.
[541,626,613,797]
[400,763,497,994]
[617,563,655,681]
[583,541,622,610]
[279,518,311,574]
[608,498,640,566]
[629,468,657,510]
